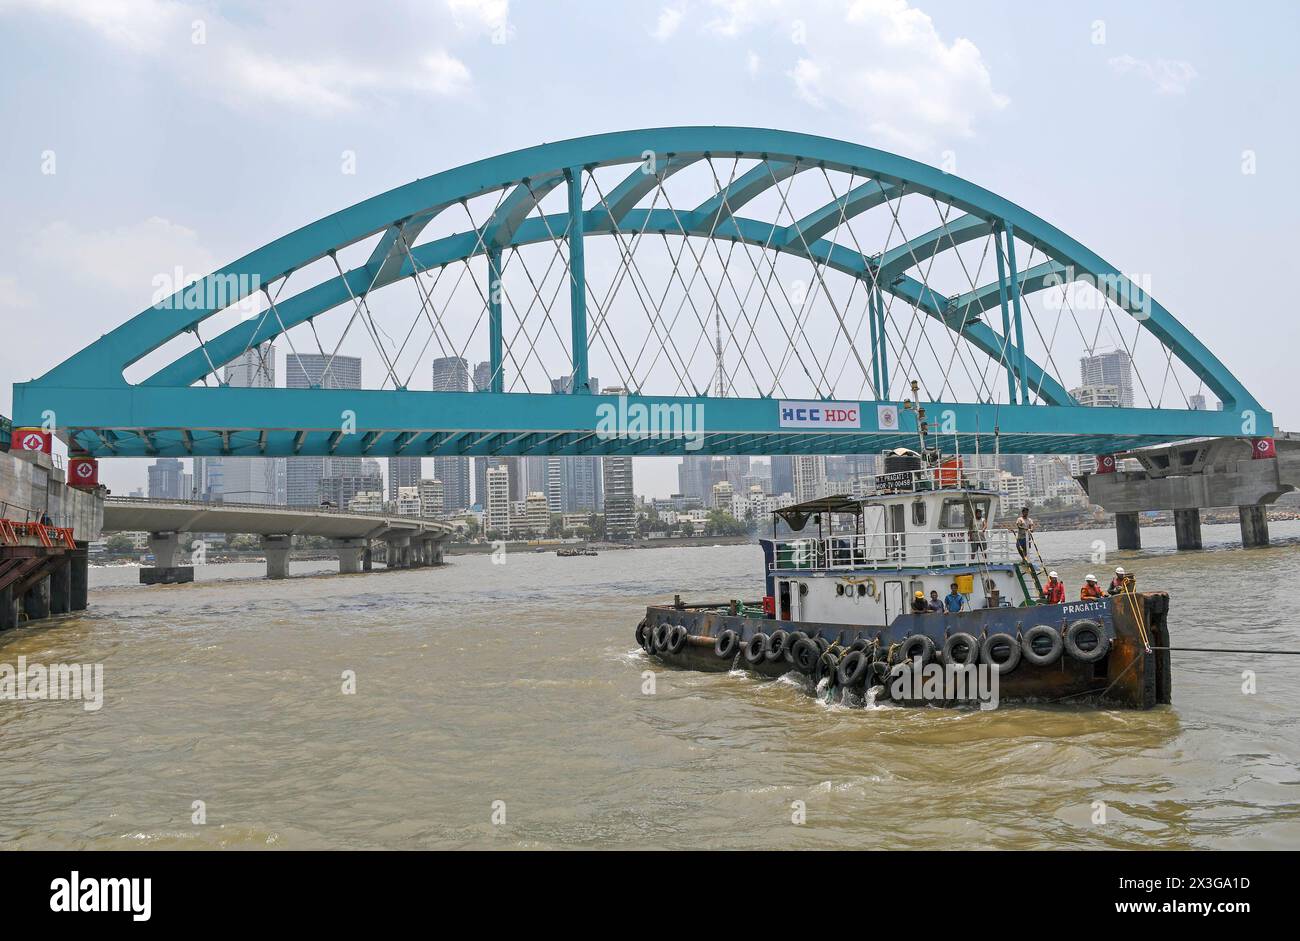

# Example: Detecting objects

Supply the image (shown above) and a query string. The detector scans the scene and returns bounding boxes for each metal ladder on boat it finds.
[1013,560,1043,606]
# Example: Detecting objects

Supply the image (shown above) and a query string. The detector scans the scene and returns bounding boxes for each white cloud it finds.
[0,274,36,311]
[746,49,761,77]
[652,6,685,41]
[674,0,1008,152]
[31,217,219,300]
[0,0,494,115]
[1108,55,1197,95]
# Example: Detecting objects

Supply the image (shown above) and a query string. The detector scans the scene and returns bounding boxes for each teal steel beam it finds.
[993,227,1018,404]
[866,279,881,399]
[487,244,503,393]
[780,180,903,247]
[1004,222,1031,405]
[565,167,589,394]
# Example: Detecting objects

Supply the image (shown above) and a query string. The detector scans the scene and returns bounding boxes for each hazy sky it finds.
[1,0,1296,498]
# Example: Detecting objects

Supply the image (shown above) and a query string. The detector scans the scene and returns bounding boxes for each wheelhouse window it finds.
[940,498,989,530]
[911,500,927,527]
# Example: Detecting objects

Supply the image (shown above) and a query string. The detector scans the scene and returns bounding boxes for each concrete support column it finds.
[262,535,293,580]
[70,546,89,611]
[49,559,72,614]
[1173,508,1203,551]
[362,545,373,572]
[148,531,183,567]
[386,536,411,569]
[430,539,444,566]
[1115,512,1141,551]
[22,575,51,621]
[1239,505,1270,548]
[0,584,18,631]
[333,538,366,574]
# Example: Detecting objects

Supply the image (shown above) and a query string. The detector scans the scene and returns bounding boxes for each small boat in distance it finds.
[557,547,599,557]
[637,450,1171,710]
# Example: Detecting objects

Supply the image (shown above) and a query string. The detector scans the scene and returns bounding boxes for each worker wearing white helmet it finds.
[1109,565,1132,595]
[1081,573,1106,600]
[1042,570,1066,604]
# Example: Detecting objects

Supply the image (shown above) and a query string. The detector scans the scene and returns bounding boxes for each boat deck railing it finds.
[856,465,1002,498]
[770,529,1017,571]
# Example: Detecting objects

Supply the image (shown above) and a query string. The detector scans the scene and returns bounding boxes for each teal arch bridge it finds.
[12,127,1270,459]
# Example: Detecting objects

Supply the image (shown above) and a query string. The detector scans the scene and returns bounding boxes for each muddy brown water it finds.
[2,522,1299,849]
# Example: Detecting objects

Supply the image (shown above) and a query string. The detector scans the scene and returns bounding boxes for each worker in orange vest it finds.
[1080,574,1106,600]
[1042,570,1066,604]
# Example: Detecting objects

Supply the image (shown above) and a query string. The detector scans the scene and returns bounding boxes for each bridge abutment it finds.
[48,558,72,614]
[262,535,293,579]
[1239,505,1270,548]
[1173,509,1203,551]
[70,544,89,611]
[22,576,50,621]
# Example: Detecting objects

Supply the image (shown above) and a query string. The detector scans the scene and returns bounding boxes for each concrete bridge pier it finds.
[333,538,366,574]
[386,536,411,570]
[48,558,72,615]
[1239,505,1270,548]
[141,531,194,585]
[0,585,19,630]
[22,576,51,621]
[1173,509,1203,551]
[363,545,374,572]
[70,544,89,611]
[426,538,445,566]
[262,535,293,579]
[1115,512,1141,551]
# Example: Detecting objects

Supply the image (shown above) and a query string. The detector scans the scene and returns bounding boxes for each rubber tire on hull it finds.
[635,619,649,648]
[653,623,672,653]
[765,630,790,661]
[783,631,810,664]
[837,650,869,687]
[714,629,740,660]
[980,632,1021,674]
[1064,619,1110,663]
[667,624,689,654]
[1021,624,1064,666]
[744,632,769,664]
[790,637,820,675]
[819,652,842,686]
[942,632,980,666]
[899,634,936,666]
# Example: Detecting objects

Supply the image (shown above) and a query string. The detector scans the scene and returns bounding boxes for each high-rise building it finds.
[1189,393,1208,411]
[523,491,550,536]
[770,455,794,496]
[388,457,421,501]
[432,356,472,512]
[147,458,186,499]
[193,456,223,502]
[221,343,281,504]
[285,353,362,506]
[600,387,636,540]
[485,464,511,536]
[417,478,444,518]
[1070,384,1122,408]
[319,472,384,511]
[1079,350,1134,407]
[792,455,827,503]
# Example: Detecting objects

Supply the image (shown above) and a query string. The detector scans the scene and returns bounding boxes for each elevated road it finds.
[102,497,451,582]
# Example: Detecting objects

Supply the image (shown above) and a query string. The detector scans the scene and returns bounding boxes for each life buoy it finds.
[790,637,819,674]
[1064,619,1110,663]
[765,629,790,661]
[1021,624,1064,666]
[714,629,740,659]
[837,650,869,687]
[744,632,769,664]
[899,634,936,666]
[942,632,980,666]
[667,624,689,654]
[980,632,1021,673]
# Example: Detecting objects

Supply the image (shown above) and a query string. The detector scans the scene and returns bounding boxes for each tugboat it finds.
[636,450,1172,709]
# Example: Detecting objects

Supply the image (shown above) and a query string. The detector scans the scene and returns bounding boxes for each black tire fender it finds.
[765,629,790,661]
[837,650,869,687]
[1064,619,1110,663]
[743,632,770,664]
[900,633,936,666]
[635,619,649,648]
[783,631,810,663]
[790,637,819,674]
[653,623,671,652]
[667,624,689,654]
[1021,624,1064,666]
[714,629,740,660]
[942,632,980,666]
[980,632,1022,674]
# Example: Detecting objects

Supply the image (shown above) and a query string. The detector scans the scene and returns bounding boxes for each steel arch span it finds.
[13,126,1270,459]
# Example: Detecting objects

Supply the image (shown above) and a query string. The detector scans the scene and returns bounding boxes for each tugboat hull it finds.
[637,593,1171,709]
